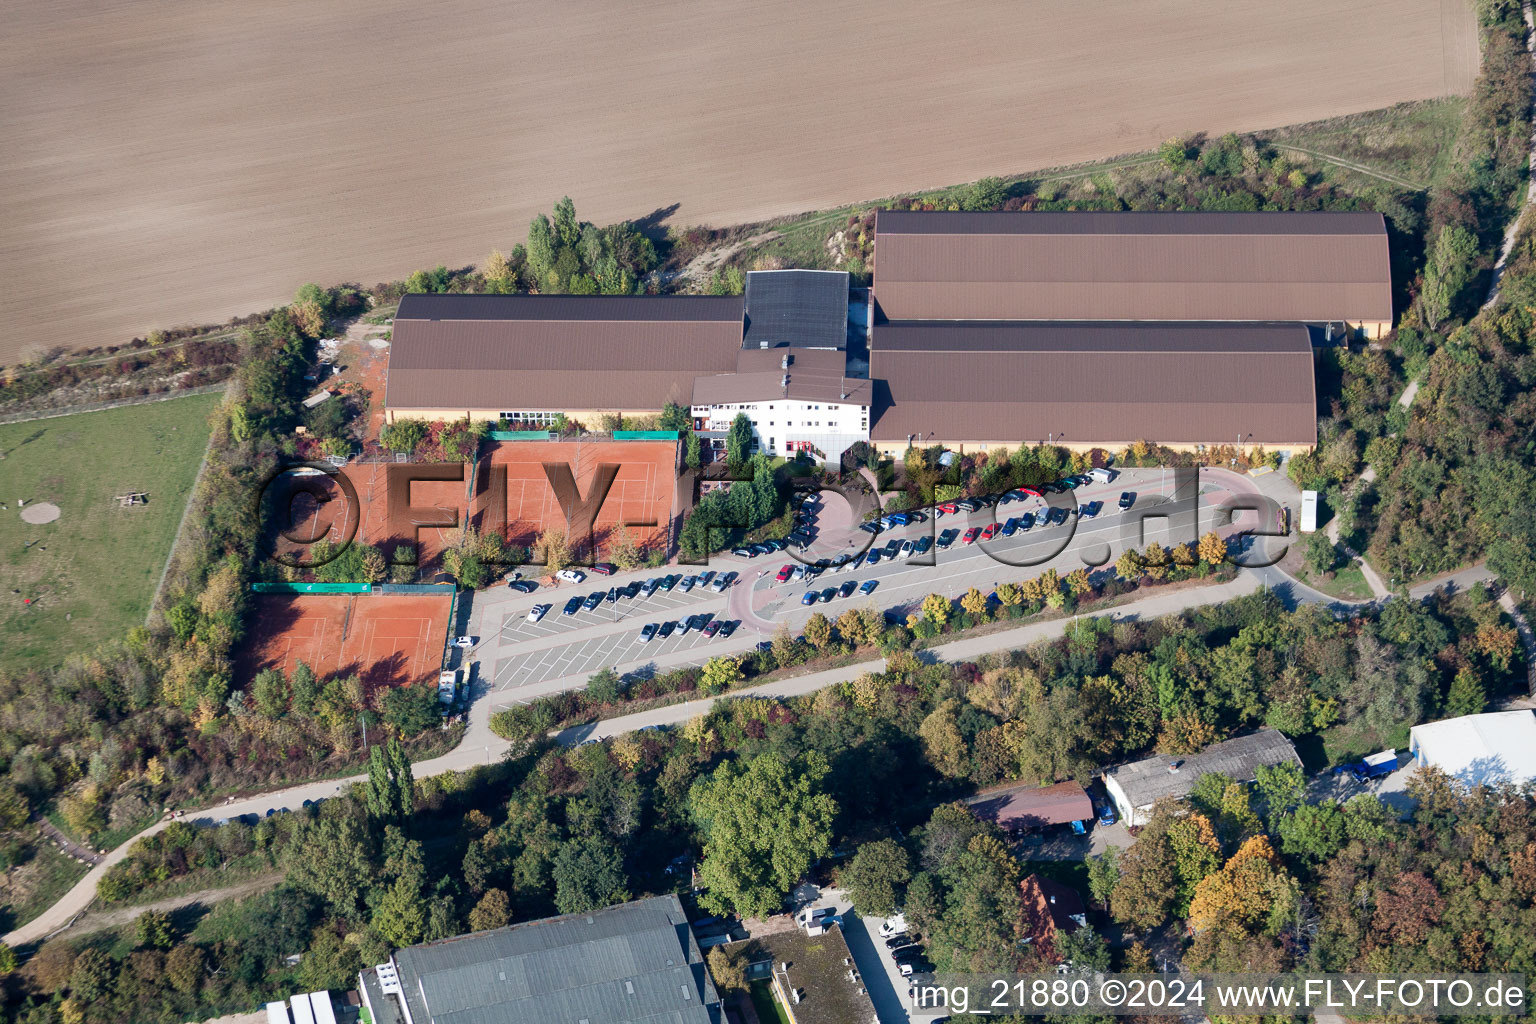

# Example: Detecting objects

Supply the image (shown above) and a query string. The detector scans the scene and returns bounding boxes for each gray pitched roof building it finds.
[1102,729,1301,826]
[742,270,849,350]
[358,894,721,1024]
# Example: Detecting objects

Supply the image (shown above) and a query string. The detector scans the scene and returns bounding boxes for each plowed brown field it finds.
[1,0,1477,362]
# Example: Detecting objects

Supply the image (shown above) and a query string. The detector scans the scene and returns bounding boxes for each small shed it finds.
[1103,729,1301,827]
[965,780,1093,832]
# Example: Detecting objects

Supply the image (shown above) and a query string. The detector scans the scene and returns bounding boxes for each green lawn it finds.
[0,392,221,669]
[749,982,791,1024]
[1294,560,1377,602]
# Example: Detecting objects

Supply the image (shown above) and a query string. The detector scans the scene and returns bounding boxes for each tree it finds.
[1159,137,1191,169]
[1198,530,1227,565]
[366,737,414,826]
[1115,548,1144,581]
[284,816,374,917]
[803,612,834,650]
[250,668,289,719]
[1420,224,1478,329]
[960,176,1008,211]
[659,402,691,431]
[919,700,969,778]
[586,668,623,705]
[1142,543,1171,581]
[380,418,428,455]
[1086,846,1121,910]
[608,525,644,570]
[726,412,754,468]
[468,888,512,932]
[135,909,175,950]
[689,752,837,917]
[535,528,571,575]
[686,430,702,470]
[1304,531,1342,575]
[960,587,988,619]
[383,683,441,736]
[706,945,749,995]
[996,582,1023,608]
[551,835,630,914]
[701,655,743,695]
[1064,568,1092,597]
[1446,665,1488,717]
[842,839,912,917]
[1188,836,1296,937]
[921,593,952,627]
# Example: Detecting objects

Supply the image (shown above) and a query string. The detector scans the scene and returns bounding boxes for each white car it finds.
[451,636,476,648]
[879,913,907,938]
[556,569,586,584]
[526,604,549,623]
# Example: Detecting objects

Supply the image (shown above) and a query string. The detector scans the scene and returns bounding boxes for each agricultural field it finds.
[0,392,221,670]
[2,0,1477,362]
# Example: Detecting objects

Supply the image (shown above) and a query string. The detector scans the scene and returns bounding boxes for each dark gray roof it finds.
[387,894,720,1024]
[743,270,849,350]
[1104,729,1302,808]
[396,293,744,323]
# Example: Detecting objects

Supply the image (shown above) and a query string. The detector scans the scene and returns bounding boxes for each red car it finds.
[775,564,794,582]
[962,527,982,545]
[1014,487,1043,499]
[980,523,1000,541]
[938,502,959,515]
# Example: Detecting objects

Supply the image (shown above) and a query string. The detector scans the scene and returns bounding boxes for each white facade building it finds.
[692,348,870,466]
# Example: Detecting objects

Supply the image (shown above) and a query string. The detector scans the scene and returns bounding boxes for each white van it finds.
[1089,467,1116,484]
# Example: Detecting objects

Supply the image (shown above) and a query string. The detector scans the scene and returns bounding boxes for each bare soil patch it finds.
[1,0,1478,363]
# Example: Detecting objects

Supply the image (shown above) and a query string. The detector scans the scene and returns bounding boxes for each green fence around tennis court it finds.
[250,582,372,594]
[489,430,556,441]
[613,430,681,440]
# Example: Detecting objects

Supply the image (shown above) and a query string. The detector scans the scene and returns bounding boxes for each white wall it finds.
[692,398,869,464]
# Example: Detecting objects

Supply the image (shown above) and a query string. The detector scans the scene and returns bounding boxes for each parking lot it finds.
[490,575,744,690]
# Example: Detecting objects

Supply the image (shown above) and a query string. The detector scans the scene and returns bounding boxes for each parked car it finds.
[712,570,738,592]
[883,540,902,558]
[731,547,753,558]
[642,577,661,596]
[913,536,933,556]
[817,587,835,603]
[1001,517,1021,536]
[605,587,620,603]
[1019,512,1036,530]
[980,522,999,541]
[776,564,794,582]
[1046,506,1069,525]
[698,571,716,586]
[556,569,586,584]
[680,575,698,592]
[658,620,676,638]
[451,636,475,648]
[591,562,616,576]
[660,574,679,591]
[508,579,538,593]
[884,934,913,950]
[582,592,603,611]
[750,543,770,556]
[839,580,857,598]
[956,499,979,512]
[764,539,787,552]
[717,620,737,638]
[865,548,882,565]
[1119,491,1136,510]
[801,591,819,606]
[879,914,907,937]
[938,528,960,548]
[859,521,882,534]
[938,502,959,514]
[639,622,658,642]
[1097,801,1118,826]
[562,596,582,615]
[898,539,915,559]
[702,619,722,638]
[859,579,879,595]
[962,527,982,544]
[623,581,642,598]
[526,605,549,623]
[1083,500,1103,518]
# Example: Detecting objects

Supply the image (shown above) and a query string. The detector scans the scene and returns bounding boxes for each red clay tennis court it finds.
[480,439,675,553]
[239,592,452,690]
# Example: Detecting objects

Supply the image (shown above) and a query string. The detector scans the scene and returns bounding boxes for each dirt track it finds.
[1,0,1478,362]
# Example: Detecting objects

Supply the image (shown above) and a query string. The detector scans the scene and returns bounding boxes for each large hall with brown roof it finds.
[381,210,1392,460]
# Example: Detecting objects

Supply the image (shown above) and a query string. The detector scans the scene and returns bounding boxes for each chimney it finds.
[781,352,791,369]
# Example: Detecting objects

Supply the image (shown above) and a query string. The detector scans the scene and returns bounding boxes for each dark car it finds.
[1084,500,1103,518]
[1001,517,1021,536]
[702,619,722,637]
[623,581,642,597]
[563,596,583,615]
[717,620,737,638]
[884,934,913,949]
[819,587,837,603]
[938,528,960,548]
[582,592,604,611]
[1019,512,1036,530]
[801,591,819,606]
[508,579,538,593]
[591,562,616,576]
[838,580,857,598]
[764,538,787,552]
[865,548,882,565]
[913,535,933,556]
[660,574,679,591]
[605,587,620,603]
[859,521,882,534]
[893,944,927,961]
[883,540,902,558]
[658,620,676,638]
[790,531,815,548]
[1119,491,1136,510]
[750,543,770,556]
[1046,506,1069,525]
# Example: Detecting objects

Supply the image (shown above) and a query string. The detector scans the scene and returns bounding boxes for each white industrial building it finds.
[1408,711,1536,788]
[692,347,871,465]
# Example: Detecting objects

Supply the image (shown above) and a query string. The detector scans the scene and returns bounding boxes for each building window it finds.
[500,411,560,426]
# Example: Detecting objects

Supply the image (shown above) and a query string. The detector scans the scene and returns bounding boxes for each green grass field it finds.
[0,392,221,670]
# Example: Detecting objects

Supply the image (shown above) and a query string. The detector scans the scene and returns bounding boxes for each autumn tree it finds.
[803,612,834,651]
[921,593,952,627]
[841,838,912,918]
[960,586,989,619]
[701,655,743,695]
[1188,836,1297,937]
[1198,530,1228,565]
[535,528,572,575]
[919,700,969,778]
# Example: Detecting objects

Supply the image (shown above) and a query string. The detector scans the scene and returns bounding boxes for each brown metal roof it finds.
[691,348,870,406]
[872,210,1392,323]
[870,321,1317,446]
[966,780,1094,828]
[385,296,744,411]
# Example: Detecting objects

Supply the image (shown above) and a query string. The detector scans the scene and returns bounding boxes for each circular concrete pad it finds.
[20,502,60,525]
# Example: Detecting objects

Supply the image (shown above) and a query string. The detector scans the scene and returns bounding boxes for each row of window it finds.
[500,411,561,426]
